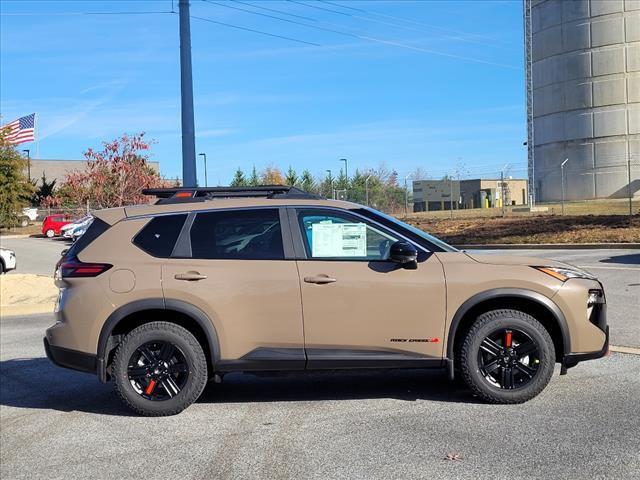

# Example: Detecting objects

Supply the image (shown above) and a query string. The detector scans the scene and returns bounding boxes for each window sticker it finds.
[311,222,367,257]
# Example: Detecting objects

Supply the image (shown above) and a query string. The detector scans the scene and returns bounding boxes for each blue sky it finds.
[1,0,527,184]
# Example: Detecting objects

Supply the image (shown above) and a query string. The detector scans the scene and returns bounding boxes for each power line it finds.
[203,1,517,69]
[189,14,321,47]
[1,11,174,16]
[319,0,504,45]
[232,0,319,22]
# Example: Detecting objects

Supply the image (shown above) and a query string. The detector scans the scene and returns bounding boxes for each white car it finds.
[0,247,16,274]
[63,215,93,241]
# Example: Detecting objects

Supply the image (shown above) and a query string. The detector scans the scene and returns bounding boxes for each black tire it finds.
[460,309,555,404]
[20,217,29,228]
[112,321,208,416]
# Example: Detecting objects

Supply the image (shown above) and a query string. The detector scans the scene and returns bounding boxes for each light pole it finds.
[198,153,207,187]
[179,0,197,187]
[326,169,333,199]
[22,149,30,181]
[365,175,372,206]
[404,173,412,214]
[560,158,569,215]
[340,158,348,180]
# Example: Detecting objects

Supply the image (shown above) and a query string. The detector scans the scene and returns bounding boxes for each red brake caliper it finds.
[505,330,513,348]
[145,379,157,396]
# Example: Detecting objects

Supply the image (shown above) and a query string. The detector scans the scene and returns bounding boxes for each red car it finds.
[42,215,72,238]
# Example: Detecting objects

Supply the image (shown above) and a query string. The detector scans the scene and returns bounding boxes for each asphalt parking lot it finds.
[1,313,639,480]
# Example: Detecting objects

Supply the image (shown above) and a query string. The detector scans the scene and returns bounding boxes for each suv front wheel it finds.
[112,322,208,416]
[460,309,555,404]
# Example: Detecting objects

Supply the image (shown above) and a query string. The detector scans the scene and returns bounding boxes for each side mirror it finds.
[60,249,68,257]
[389,241,418,266]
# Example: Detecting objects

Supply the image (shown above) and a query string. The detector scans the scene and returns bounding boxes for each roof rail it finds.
[142,186,323,204]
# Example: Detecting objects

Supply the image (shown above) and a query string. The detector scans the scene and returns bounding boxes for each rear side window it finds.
[133,214,187,257]
[190,209,284,260]
[65,218,110,258]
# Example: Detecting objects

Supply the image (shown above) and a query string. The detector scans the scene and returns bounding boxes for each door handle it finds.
[304,274,337,284]
[174,271,208,281]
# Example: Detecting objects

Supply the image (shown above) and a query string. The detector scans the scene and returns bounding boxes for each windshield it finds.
[355,208,459,253]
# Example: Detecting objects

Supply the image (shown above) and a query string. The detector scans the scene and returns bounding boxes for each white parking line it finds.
[578,265,640,271]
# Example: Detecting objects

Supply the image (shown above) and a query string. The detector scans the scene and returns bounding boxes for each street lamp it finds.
[326,169,334,199]
[340,158,348,180]
[22,149,30,181]
[365,175,372,206]
[560,158,569,215]
[198,153,207,187]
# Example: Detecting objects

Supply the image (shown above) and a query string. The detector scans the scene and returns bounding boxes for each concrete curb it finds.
[610,345,640,355]
[1,303,55,317]
[455,243,640,250]
[0,234,31,239]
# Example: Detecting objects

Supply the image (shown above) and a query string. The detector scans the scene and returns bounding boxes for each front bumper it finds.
[561,325,609,373]
[44,337,97,375]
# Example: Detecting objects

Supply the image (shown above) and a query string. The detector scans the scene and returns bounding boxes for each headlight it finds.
[532,266,597,282]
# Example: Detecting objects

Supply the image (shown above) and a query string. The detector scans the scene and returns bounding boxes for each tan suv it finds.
[45,186,608,416]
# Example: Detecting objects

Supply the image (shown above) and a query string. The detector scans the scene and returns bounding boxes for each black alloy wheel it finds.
[112,322,208,416]
[477,328,541,390]
[127,340,190,401]
[460,309,555,404]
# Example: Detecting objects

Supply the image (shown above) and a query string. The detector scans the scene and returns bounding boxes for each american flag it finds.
[1,113,36,145]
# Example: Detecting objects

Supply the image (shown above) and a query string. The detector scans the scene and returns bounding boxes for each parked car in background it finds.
[42,214,73,238]
[0,247,16,274]
[62,215,93,241]
[19,207,38,227]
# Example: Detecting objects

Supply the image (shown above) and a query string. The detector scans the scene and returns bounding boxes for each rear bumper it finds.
[561,325,609,372]
[44,337,97,375]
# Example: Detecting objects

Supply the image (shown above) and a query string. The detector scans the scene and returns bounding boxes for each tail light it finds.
[60,257,112,278]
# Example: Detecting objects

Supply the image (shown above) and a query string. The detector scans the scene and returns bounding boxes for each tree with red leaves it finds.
[58,133,167,209]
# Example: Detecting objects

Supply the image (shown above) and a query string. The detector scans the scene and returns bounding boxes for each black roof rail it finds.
[142,186,323,204]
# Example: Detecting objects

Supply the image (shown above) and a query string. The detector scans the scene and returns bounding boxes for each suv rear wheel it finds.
[460,309,555,404]
[112,322,208,416]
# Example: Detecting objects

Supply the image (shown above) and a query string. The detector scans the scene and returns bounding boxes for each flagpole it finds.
[35,113,40,159]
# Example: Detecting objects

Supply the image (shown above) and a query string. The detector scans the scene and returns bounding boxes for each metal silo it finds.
[524,0,640,202]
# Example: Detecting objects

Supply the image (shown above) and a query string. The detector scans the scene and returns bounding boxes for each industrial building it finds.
[24,159,160,185]
[412,178,529,212]
[524,0,640,202]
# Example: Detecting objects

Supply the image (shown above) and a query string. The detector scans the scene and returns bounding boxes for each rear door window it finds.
[190,209,284,260]
[133,214,188,258]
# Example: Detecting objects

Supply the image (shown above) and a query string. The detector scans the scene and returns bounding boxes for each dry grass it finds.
[0,222,43,237]
[398,214,640,245]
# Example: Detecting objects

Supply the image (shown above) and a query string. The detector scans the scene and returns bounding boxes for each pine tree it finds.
[31,173,57,206]
[248,166,260,186]
[300,169,315,193]
[0,129,35,227]
[230,167,247,187]
[285,166,298,187]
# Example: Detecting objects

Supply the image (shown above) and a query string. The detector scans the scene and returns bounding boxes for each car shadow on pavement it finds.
[198,369,479,405]
[599,253,640,266]
[0,358,131,416]
[1,358,481,415]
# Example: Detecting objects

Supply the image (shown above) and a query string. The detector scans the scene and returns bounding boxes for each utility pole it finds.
[179,0,197,187]
[199,153,207,187]
[561,158,569,215]
[404,173,411,214]
[365,175,371,207]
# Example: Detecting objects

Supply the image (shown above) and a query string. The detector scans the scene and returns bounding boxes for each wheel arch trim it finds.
[96,298,220,383]
[446,288,570,361]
